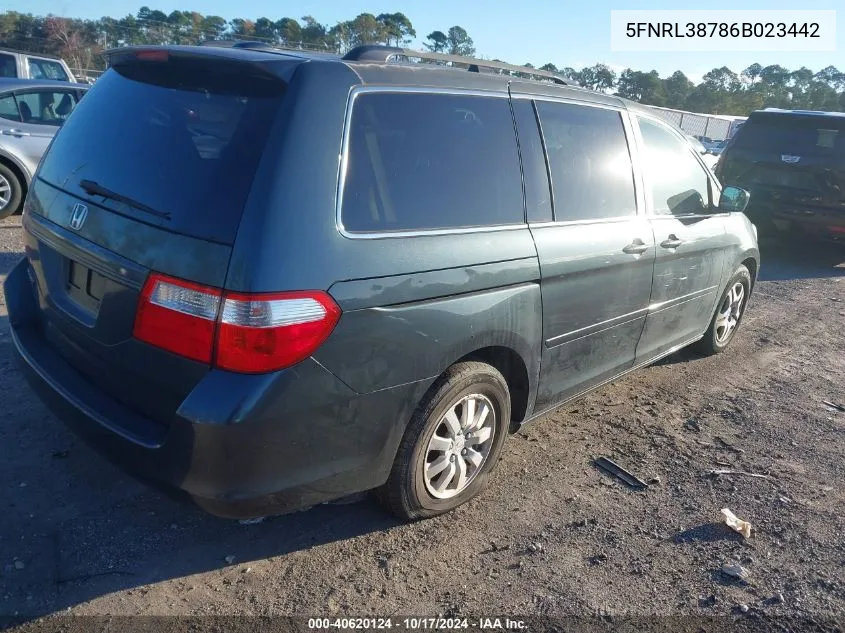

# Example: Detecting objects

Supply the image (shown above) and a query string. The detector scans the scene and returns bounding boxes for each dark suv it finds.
[716,108,845,243]
[3,44,759,521]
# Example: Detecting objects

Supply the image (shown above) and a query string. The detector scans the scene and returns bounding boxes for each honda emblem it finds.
[69,203,88,230]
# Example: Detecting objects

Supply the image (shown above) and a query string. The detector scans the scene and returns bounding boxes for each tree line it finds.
[2,7,844,115]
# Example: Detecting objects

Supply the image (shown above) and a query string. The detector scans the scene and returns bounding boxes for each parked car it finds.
[4,45,759,521]
[686,134,719,170]
[0,78,88,219]
[716,108,845,242]
[710,139,729,156]
[0,48,77,83]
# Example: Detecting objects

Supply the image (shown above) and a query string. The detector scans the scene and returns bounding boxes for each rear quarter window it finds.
[340,91,524,233]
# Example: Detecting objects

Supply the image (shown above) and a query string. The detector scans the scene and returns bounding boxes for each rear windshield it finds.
[731,115,845,160]
[38,57,286,245]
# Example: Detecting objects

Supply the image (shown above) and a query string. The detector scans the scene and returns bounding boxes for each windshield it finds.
[38,58,286,245]
[731,115,845,160]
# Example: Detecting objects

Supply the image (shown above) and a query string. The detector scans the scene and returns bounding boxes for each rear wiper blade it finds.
[79,179,171,221]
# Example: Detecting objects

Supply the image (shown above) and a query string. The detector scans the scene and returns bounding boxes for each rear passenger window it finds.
[341,92,524,233]
[512,99,553,223]
[16,90,78,126]
[536,101,636,222]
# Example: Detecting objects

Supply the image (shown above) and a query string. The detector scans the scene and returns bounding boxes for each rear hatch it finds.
[717,112,845,224]
[23,48,294,437]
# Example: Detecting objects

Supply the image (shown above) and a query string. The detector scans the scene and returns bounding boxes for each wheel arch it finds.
[0,151,30,209]
[457,345,532,432]
[740,255,758,290]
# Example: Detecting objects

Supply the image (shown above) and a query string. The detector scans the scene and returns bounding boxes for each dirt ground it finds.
[1,213,844,628]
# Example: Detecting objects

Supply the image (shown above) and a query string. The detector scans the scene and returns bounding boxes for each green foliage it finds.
[575,63,616,91]
[423,30,448,52]
[377,12,415,47]
[2,7,844,114]
[446,26,474,56]
[616,69,665,106]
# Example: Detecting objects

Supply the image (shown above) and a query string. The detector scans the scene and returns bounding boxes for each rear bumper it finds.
[744,198,845,243]
[4,257,430,518]
[770,210,845,244]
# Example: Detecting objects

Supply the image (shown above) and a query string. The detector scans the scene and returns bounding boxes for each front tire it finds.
[695,265,751,355]
[0,163,23,220]
[380,361,510,521]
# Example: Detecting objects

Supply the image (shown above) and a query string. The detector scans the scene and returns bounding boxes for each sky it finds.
[15,0,844,83]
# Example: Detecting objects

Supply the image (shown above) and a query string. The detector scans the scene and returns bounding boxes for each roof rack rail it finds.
[342,44,405,62]
[342,45,571,86]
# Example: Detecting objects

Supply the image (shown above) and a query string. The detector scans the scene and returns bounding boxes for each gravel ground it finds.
[1,213,844,627]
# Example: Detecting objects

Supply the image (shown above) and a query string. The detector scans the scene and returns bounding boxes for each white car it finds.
[0,49,77,83]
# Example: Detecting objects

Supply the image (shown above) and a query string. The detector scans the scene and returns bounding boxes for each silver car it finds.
[0,78,88,219]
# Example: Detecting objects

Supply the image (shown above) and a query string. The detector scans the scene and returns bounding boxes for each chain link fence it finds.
[647,106,734,140]
[68,68,104,83]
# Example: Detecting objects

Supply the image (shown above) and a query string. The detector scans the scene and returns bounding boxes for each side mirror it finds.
[718,186,750,213]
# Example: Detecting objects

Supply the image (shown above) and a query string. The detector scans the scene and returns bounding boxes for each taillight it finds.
[217,291,341,373]
[134,49,169,62]
[132,274,341,373]
[133,274,221,363]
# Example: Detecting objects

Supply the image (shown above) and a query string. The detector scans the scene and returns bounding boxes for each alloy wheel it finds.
[423,394,496,499]
[715,281,746,344]
[0,173,11,213]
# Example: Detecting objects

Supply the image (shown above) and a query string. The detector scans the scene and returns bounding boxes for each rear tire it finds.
[380,361,510,521]
[695,265,751,356]
[0,163,23,220]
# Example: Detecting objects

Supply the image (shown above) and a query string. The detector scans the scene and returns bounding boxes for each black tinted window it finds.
[638,117,710,216]
[513,99,552,223]
[732,115,845,160]
[341,92,523,233]
[38,60,285,245]
[0,54,16,78]
[536,101,636,222]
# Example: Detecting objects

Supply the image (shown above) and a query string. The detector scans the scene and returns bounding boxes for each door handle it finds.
[622,239,650,255]
[1,129,31,137]
[660,235,684,249]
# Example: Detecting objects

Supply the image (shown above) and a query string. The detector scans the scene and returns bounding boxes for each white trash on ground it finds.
[721,507,752,538]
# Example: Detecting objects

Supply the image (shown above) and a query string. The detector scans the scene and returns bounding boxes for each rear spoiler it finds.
[104,46,305,82]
